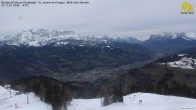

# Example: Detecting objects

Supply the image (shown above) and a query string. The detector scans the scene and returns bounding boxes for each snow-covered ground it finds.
[68,93,196,110]
[161,55,196,69]
[1,85,196,110]
[0,85,52,110]
[167,57,196,69]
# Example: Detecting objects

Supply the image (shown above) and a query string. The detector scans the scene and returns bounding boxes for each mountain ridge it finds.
[0,29,141,46]
[143,32,196,54]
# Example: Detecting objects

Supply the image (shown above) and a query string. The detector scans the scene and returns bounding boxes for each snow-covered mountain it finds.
[0,29,83,46]
[149,32,196,41]
[0,29,140,46]
[112,36,142,44]
[186,33,196,40]
[143,32,196,54]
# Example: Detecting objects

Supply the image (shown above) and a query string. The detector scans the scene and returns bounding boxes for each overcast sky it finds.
[0,0,195,40]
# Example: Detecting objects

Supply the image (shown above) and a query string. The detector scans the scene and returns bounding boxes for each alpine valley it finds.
[0,29,196,110]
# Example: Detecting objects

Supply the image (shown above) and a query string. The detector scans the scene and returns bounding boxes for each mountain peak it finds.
[149,32,196,41]
[0,29,141,47]
[186,32,196,40]
[0,29,82,46]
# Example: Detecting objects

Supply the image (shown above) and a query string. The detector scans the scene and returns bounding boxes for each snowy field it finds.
[0,85,52,110]
[1,85,196,110]
[68,93,196,110]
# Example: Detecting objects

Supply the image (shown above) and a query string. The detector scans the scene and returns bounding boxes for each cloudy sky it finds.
[0,0,195,40]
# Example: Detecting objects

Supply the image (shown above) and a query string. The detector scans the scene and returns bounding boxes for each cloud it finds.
[0,0,196,40]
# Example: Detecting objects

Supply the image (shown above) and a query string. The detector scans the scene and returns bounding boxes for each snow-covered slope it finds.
[167,57,196,69]
[68,93,196,110]
[161,54,196,69]
[1,85,196,110]
[0,85,52,110]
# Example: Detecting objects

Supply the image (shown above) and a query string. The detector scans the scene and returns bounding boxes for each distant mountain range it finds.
[0,29,196,81]
[1,30,196,55]
[143,32,196,54]
[0,29,141,46]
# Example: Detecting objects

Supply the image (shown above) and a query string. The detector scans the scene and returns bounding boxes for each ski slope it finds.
[0,85,52,110]
[68,93,196,110]
[1,85,196,110]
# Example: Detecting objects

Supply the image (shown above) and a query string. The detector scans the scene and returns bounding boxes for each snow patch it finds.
[178,54,188,57]
[161,56,196,69]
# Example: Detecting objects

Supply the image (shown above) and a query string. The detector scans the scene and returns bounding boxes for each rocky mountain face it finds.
[1,29,195,56]
[143,32,196,55]
[0,29,141,46]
